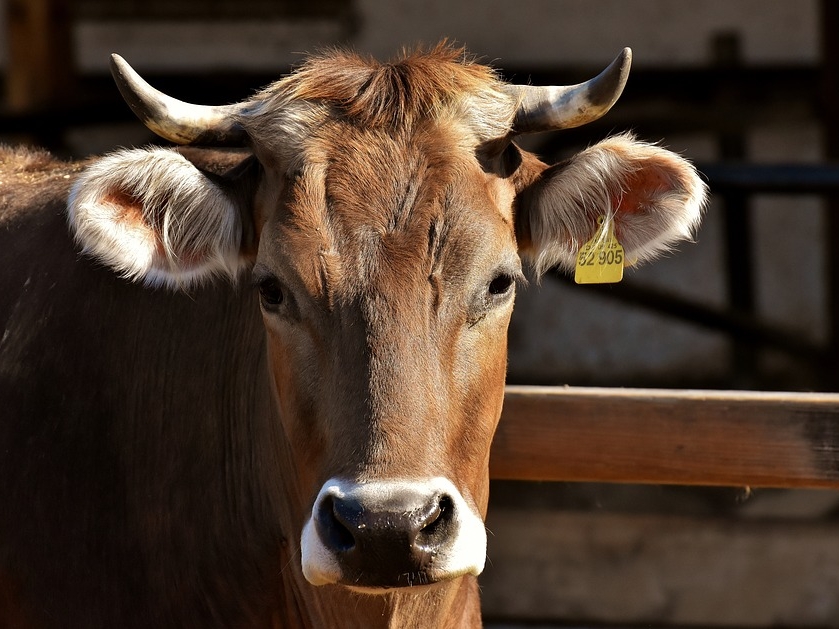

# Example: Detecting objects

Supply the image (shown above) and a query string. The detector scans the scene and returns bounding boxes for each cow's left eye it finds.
[467,270,517,326]
[488,273,515,297]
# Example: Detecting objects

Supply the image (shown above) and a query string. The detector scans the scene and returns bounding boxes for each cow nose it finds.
[302,478,487,590]
[314,487,455,587]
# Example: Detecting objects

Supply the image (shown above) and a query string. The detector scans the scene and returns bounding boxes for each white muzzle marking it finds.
[300,477,487,589]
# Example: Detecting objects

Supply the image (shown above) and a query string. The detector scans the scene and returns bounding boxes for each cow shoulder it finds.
[1,146,80,224]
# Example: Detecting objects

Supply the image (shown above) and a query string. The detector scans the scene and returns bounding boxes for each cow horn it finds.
[506,47,631,134]
[110,54,248,146]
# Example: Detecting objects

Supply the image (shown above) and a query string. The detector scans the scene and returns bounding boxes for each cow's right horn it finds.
[506,48,631,134]
[110,54,249,146]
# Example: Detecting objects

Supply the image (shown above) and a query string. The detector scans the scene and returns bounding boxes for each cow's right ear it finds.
[68,147,257,289]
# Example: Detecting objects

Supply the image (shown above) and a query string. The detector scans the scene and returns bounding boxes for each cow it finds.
[0,43,705,628]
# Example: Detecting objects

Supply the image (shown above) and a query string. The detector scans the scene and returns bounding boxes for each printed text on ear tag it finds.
[574,216,625,284]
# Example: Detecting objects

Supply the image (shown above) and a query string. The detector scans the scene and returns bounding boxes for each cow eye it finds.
[258,277,285,309]
[488,273,515,297]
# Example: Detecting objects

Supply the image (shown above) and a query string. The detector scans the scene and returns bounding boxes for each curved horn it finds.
[506,48,631,134]
[110,54,248,146]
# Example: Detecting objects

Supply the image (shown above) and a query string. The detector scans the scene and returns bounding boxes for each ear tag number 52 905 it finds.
[574,216,625,284]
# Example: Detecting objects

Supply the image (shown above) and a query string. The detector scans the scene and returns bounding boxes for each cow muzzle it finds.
[301,478,487,590]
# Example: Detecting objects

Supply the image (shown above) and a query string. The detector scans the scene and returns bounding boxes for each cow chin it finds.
[300,478,487,592]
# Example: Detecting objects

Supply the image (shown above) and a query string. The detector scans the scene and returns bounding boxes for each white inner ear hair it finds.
[528,133,706,277]
[67,148,245,289]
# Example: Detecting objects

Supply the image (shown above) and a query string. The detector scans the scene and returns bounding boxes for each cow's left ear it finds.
[68,147,258,289]
[515,133,707,276]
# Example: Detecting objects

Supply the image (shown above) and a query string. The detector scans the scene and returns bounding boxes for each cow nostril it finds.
[417,494,454,543]
[315,496,356,553]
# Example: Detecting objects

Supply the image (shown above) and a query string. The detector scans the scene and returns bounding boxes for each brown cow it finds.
[0,44,705,628]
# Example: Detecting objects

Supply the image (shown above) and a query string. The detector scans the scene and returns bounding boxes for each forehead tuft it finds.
[242,42,516,143]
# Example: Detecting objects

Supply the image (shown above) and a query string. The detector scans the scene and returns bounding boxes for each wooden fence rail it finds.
[491,386,839,489]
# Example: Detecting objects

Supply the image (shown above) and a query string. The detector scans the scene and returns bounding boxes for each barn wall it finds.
[0,0,819,72]
[482,506,839,627]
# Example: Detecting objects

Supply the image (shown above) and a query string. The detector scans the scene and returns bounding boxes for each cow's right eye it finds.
[258,277,285,308]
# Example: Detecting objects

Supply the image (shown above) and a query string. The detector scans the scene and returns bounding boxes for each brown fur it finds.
[5,43,705,629]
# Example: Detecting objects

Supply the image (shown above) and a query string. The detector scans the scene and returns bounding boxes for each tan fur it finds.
[257,43,513,134]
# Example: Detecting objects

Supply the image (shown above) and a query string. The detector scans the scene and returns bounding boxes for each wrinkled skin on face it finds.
[250,117,527,597]
[254,120,519,495]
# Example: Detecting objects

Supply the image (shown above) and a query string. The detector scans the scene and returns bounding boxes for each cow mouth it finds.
[339,562,481,594]
[341,568,440,592]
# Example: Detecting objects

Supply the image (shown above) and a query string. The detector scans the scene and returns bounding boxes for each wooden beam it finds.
[491,386,839,489]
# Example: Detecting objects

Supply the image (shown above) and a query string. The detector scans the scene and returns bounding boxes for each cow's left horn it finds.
[506,48,631,134]
[110,54,248,146]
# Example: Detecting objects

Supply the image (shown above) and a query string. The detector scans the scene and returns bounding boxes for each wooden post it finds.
[821,1,839,390]
[712,32,758,387]
[5,0,75,112]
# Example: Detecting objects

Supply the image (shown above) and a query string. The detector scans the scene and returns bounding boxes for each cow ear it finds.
[68,147,256,289]
[516,133,707,276]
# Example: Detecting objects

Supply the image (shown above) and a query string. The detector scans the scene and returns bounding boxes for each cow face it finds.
[67,44,706,592]
[249,119,521,587]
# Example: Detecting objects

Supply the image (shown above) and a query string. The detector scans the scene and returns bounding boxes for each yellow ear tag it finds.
[574,216,625,284]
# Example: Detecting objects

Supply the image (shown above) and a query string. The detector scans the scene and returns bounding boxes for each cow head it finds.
[67,44,705,593]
